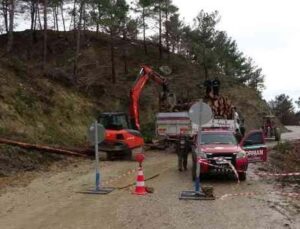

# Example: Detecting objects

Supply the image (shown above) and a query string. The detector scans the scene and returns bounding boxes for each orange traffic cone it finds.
[133,167,147,195]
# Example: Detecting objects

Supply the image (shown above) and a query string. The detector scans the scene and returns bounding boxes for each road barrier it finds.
[102,168,137,186]
[220,191,300,200]
[198,159,244,173]
[255,172,300,177]
[198,159,300,178]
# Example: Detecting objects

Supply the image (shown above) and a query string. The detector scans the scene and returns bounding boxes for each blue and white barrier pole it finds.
[195,99,203,193]
[94,120,100,191]
[195,162,201,192]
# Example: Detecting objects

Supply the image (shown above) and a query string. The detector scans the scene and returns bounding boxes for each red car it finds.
[192,128,267,181]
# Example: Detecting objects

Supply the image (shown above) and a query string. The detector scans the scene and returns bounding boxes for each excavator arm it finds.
[129,65,173,131]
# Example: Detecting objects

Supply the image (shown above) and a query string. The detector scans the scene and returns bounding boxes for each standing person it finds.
[235,128,242,143]
[203,79,212,96]
[233,106,240,123]
[232,106,241,133]
[212,77,221,96]
[240,118,246,137]
[177,135,189,171]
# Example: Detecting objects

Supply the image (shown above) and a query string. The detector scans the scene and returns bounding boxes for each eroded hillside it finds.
[0,31,270,146]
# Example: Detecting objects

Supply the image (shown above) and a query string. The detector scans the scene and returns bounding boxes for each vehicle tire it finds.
[192,165,196,181]
[238,172,246,181]
[106,152,113,161]
[192,154,197,181]
[124,150,133,161]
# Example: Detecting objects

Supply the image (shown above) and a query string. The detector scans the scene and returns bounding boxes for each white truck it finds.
[155,112,240,139]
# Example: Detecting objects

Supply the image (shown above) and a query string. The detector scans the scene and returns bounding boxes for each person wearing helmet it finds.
[212,77,221,96]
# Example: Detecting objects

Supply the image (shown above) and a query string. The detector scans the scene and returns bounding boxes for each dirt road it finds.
[0,129,300,229]
[282,126,300,141]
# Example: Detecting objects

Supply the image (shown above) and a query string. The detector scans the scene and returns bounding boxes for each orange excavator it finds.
[98,65,175,160]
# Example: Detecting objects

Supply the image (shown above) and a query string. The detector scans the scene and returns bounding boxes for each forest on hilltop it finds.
[0,0,272,147]
[0,0,264,92]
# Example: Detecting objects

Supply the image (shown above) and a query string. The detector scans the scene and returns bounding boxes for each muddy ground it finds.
[0,127,299,229]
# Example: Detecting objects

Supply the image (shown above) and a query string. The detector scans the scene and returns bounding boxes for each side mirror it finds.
[243,140,253,146]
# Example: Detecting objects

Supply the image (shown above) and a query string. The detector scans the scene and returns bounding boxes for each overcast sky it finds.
[173,0,300,104]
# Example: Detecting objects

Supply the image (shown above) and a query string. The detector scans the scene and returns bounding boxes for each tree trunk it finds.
[123,49,128,74]
[60,4,66,31]
[110,29,116,84]
[52,7,56,30]
[29,1,37,59]
[165,3,170,60]
[0,138,89,158]
[158,0,162,60]
[73,1,83,84]
[123,26,128,75]
[33,1,38,30]
[6,0,15,53]
[96,24,99,34]
[1,0,9,33]
[37,0,42,30]
[83,3,86,34]
[203,49,208,79]
[69,12,73,30]
[142,7,147,55]
[30,0,36,30]
[72,0,77,39]
[96,5,101,34]
[43,0,48,72]
[203,63,208,80]
[55,6,59,31]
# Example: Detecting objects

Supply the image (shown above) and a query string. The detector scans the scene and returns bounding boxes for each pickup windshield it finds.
[199,132,237,145]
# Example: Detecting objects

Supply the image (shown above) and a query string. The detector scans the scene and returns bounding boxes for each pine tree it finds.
[6,0,15,52]
[43,0,47,71]
[133,0,155,55]
[100,0,129,83]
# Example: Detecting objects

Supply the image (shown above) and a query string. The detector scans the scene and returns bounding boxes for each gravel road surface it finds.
[0,128,300,229]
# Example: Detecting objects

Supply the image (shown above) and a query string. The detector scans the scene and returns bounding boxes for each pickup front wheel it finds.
[238,172,247,181]
[192,160,196,181]
[124,150,133,161]
[192,153,197,181]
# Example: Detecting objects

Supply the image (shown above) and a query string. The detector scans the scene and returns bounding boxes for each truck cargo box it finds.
[156,112,195,137]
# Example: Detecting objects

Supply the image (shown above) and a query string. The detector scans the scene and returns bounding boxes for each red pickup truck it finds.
[192,128,267,181]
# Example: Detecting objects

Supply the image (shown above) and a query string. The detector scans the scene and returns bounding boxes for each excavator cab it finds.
[99,112,131,130]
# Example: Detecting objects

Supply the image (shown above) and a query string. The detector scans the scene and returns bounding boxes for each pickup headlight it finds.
[194,148,207,159]
[236,151,246,159]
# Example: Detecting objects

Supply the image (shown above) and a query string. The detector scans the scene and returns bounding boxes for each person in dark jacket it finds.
[212,77,221,96]
[177,135,190,171]
[203,79,212,96]
[240,118,246,137]
[235,128,242,143]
